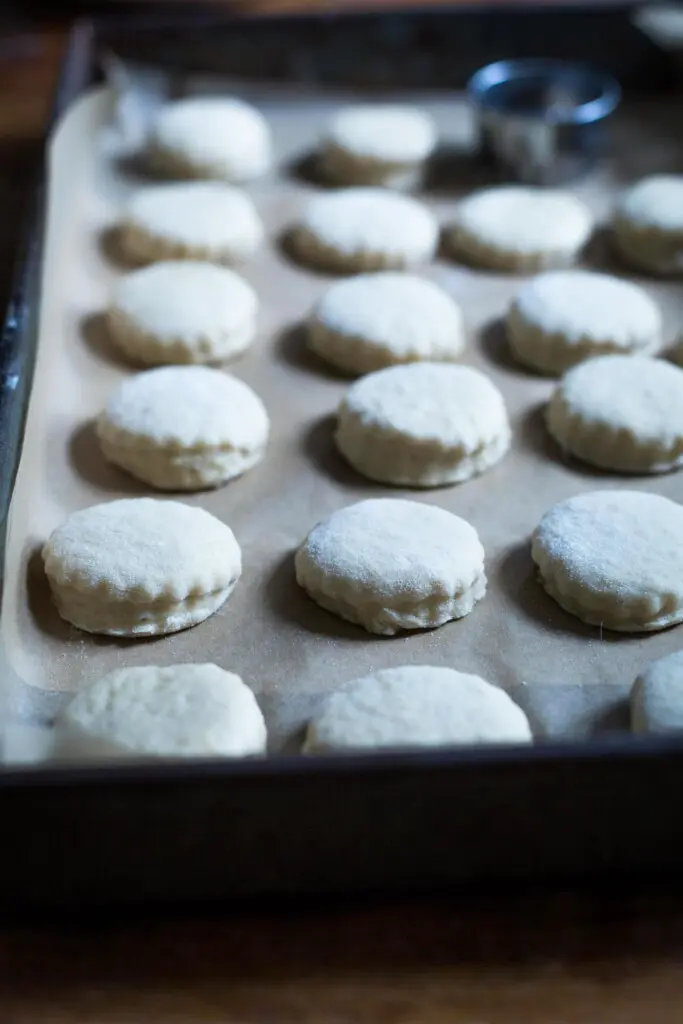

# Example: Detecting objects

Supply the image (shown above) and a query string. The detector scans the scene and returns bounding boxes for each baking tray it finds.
[3,4,683,911]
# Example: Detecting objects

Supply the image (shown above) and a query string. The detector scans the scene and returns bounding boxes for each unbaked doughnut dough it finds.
[614,175,683,274]
[320,105,436,186]
[107,261,258,365]
[97,366,269,491]
[147,97,271,182]
[304,665,532,752]
[546,355,683,473]
[308,272,465,375]
[335,363,510,486]
[448,186,593,271]
[531,490,683,632]
[507,270,661,375]
[290,188,438,272]
[295,498,486,635]
[118,183,263,265]
[53,664,267,760]
[631,650,683,733]
[43,498,241,636]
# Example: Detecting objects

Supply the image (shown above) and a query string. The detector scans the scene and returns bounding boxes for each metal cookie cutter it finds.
[468,59,621,185]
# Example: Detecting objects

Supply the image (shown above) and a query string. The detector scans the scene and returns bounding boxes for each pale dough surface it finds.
[336,363,510,486]
[614,175,683,274]
[118,183,264,265]
[546,355,683,473]
[321,105,436,184]
[53,663,267,760]
[43,498,242,637]
[148,97,271,182]
[291,188,438,272]
[449,187,593,271]
[304,665,532,752]
[508,270,662,375]
[631,650,683,734]
[107,260,258,365]
[531,490,683,633]
[308,272,465,375]
[97,366,270,491]
[295,498,486,635]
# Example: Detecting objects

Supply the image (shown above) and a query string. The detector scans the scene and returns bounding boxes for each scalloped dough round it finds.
[546,355,683,473]
[631,650,683,734]
[308,272,465,375]
[448,187,593,271]
[336,363,510,486]
[97,366,269,491]
[107,261,258,366]
[507,271,661,375]
[321,105,436,185]
[290,188,438,272]
[614,175,683,274]
[54,664,267,761]
[42,498,242,637]
[118,183,263,265]
[147,97,271,182]
[295,498,486,635]
[304,665,532,753]
[531,490,683,633]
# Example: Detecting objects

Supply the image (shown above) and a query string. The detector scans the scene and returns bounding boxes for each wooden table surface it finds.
[2,15,683,1024]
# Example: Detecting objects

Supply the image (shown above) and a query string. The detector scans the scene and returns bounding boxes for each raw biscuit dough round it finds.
[147,97,272,182]
[53,664,267,760]
[290,188,438,273]
[308,272,466,375]
[118,183,264,265]
[321,105,436,185]
[107,261,258,365]
[335,363,510,487]
[97,366,269,491]
[614,175,683,274]
[531,490,683,633]
[507,270,661,375]
[546,355,683,473]
[42,498,242,637]
[305,665,532,752]
[295,498,486,635]
[448,186,593,271]
[631,650,683,734]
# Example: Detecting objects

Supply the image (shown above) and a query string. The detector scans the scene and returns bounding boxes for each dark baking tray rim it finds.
[2,4,683,910]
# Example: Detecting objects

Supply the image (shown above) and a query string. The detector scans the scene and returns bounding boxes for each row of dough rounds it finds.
[46,98,683,762]
[125,96,683,275]
[50,646,681,761]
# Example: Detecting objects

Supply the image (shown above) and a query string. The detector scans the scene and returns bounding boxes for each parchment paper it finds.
[4,76,683,762]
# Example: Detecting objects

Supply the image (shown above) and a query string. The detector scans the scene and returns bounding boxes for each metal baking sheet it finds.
[3,7,683,908]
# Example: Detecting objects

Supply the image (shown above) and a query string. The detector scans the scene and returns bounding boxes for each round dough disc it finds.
[631,650,683,734]
[531,490,683,633]
[304,665,532,752]
[148,97,272,182]
[290,188,438,273]
[97,366,270,491]
[295,498,486,635]
[54,664,267,760]
[507,270,661,375]
[614,175,683,274]
[321,105,436,185]
[43,498,242,637]
[107,261,258,366]
[118,183,264,265]
[335,363,510,487]
[308,272,466,375]
[448,186,593,272]
[546,355,683,473]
